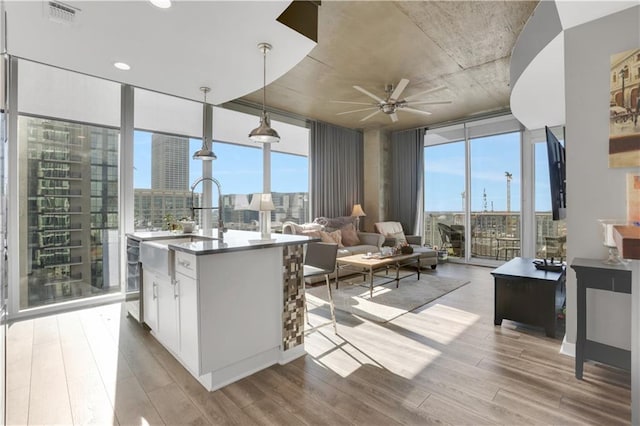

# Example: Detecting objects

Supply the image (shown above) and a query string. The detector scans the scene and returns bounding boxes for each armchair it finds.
[374,221,437,269]
[437,223,464,257]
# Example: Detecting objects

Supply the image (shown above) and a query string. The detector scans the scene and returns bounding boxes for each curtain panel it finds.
[389,128,425,236]
[309,121,363,219]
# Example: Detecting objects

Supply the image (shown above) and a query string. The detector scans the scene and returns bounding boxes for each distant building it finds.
[134,189,196,230]
[151,134,189,190]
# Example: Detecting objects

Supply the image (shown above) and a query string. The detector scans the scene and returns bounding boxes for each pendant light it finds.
[249,42,280,143]
[193,86,217,160]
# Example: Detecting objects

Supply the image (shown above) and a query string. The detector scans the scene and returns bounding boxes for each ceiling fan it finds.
[333,78,451,123]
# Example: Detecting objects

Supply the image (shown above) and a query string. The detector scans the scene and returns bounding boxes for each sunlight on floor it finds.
[395,303,481,345]
[305,302,480,382]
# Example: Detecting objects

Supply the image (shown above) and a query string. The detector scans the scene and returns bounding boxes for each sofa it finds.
[282,216,384,283]
[374,221,438,269]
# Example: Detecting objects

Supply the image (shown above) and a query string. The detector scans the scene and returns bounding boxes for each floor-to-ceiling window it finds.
[212,141,262,231]
[425,114,523,264]
[19,116,121,308]
[424,139,466,259]
[16,59,121,311]
[470,132,521,261]
[271,151,309,229]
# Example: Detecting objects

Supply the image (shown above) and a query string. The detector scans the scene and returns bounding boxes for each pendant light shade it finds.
[249,42,280,144]
[193,87,217,160]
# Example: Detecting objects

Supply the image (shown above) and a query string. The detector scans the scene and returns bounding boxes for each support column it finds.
[362,129,390,232]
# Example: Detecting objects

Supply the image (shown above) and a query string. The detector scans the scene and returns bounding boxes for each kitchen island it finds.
[127,229,318,391]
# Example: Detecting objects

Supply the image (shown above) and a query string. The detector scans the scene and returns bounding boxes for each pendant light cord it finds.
[262,45,267,115]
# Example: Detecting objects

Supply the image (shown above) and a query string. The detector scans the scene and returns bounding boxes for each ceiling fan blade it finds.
[336,107,379,116]
[330,100,375,105]
[403,107,432,116]
[390,78,409,100]
[408,100,452,106]
[404,85,447,101]
[389,113,399,123]
[360,110,381,121]
[353,85,384,103]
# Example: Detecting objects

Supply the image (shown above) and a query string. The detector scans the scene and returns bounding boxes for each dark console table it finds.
[491,257,565,338]
[571,257,631,379]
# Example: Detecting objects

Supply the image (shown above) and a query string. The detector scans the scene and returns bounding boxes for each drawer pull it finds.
[178,260,191,268]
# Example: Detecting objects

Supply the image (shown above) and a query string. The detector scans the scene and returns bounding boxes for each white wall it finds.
[564,7,639,350]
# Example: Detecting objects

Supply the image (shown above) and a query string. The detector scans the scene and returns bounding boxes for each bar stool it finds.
[303,242,338,333]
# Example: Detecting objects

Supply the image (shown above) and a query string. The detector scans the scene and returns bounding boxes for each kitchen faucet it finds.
[190,176,226,241]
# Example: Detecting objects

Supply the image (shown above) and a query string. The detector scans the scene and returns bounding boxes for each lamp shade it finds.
[192,146,217,160]
[351,204,366,217]
[249,111,280,143]
[249,193,275,211]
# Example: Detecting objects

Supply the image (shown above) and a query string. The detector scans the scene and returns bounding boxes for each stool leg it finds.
[303,279,310,325]
[325,274,337,333]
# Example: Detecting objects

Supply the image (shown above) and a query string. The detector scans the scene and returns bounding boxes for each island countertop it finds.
[127,229,319,255]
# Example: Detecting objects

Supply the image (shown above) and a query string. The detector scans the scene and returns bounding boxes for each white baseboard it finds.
[279,344,306,364]
[560,335,575,357]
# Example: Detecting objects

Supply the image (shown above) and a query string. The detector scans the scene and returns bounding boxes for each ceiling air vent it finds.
[47,1,79,25]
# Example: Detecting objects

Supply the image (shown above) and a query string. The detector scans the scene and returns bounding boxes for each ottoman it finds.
[413,246,438,269]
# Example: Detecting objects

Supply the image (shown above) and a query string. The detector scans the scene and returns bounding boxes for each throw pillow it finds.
[388,230,407,244]
[319,229,344,247]
[340,223,360,247]
[301,230,322,239]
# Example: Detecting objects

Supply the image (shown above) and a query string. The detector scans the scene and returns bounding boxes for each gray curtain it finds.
[389,128,425,236]
[309,121,363,219]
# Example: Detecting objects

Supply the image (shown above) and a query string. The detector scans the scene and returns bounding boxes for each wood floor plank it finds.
[147,382,208,425]
[247,367,354,425]
[28,340,73,425]
[6,385,29,426]
[5,262,631,425]
[139,328,254,425]
[112,375,164,426]
[492,389,585,426]
[272,362,403,425]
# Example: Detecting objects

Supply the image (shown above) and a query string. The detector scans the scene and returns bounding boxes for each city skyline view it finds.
[134,130,557,214]
[134,131,309,198]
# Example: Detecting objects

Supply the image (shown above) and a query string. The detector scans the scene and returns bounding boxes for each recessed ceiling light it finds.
[113,62,131,71]
[149,0,171,8]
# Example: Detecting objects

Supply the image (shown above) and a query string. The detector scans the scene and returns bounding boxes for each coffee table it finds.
[336,252,422,297]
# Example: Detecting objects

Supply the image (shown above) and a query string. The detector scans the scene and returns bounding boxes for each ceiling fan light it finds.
[249,112,280,143]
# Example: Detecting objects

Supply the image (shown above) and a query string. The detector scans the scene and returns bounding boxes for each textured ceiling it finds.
[240,1,539,132]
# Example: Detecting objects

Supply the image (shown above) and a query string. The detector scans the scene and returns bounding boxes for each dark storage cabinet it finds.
[492,257,565,338]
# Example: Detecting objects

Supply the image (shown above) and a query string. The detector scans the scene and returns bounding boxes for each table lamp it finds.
[249,193,275,240]
[351,204,366,230]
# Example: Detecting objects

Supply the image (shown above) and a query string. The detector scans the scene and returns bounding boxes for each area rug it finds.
[306,272,470,323]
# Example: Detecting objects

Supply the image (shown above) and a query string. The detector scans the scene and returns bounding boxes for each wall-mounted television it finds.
[545,126,566,221]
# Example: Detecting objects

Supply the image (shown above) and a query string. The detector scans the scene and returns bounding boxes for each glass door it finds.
[424,141,466,261]
[470,132,521,262]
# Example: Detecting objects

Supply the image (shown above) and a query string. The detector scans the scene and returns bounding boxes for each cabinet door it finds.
[156,274,179,354]
[142,268,158,330]
[176,271,199,374]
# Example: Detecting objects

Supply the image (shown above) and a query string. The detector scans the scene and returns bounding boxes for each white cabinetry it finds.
[142,268,158,330]
[156,274,179,354]
[174,250,199,374]
[142,244,285,392]
[142,267,178,355]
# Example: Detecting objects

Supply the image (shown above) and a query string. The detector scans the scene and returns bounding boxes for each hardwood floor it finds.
[6,263,631,425]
